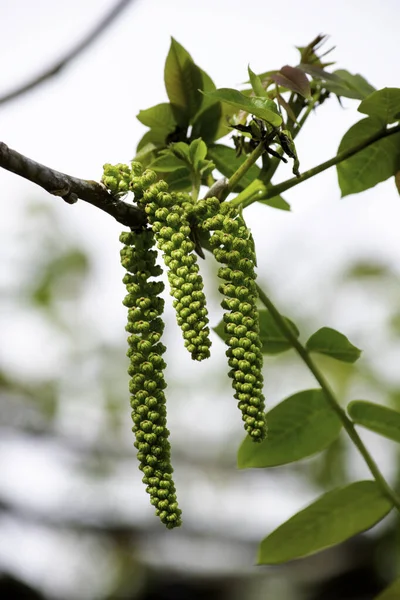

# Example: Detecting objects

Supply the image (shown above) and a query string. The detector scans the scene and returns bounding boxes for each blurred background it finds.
[1,1,400,598]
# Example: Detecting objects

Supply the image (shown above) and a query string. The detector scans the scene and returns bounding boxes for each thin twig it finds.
[0,142,146,229]
[0,0,136,106]
[235,123,400,208]
[256,282,400,512]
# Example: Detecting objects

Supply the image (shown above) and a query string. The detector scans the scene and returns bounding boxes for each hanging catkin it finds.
[120,228,182,528]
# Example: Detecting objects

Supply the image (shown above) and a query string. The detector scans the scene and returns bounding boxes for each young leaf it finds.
[299,65,375,100]
[334,69,376,99]
[137,103,179,131]
[358,88,400,125]
[148,153,186,173]
[337,117,400,196]
[238,389,342,468]
[213,309,298,354]
[163,167,192,192]
[271,65,311,99]
[170,142,190,161]
[248,65,268,98]
[348,400,400,443]
[207,144,261,191]
[306,327,361,363]
[374,579,400,600]
[258,310,299,354]
[191,102,222,143]
[202,88,282,126]
[258,481,393,564]
[164,38,203,122]
[189,138,207,170]
[136,129,167,152]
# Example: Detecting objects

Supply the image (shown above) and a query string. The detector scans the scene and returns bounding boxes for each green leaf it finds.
[337,117,400,196]
[148,153,186,172]
[207,144,261,191]
[189,138,207,170]
[348,400,400,443]
[191,102,222,143]
[358,88,400,125]
[271,65,311,99]
[299,65,375,100]
[258,194,291,211]
[306,327,361,363]
[238,389,342,468]
[137,103,179,131]
[213,309,299,354]
[163,167,192,191]
[136,129,167,152]
[203,88,282,126]
[164,38,203,122]
[259,310,299,354]
[334,69,376,99]
[258,481,393,564]
[375,579,400,600]
[248,65,268,97]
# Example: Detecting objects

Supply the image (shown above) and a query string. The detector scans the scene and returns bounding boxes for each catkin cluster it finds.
[103,160,267,528]
[200,200,267,442]
[129,167,211,361]
[120,228,182,529]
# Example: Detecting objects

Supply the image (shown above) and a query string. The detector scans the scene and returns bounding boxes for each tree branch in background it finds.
[0,0,136,106]
[0,142,146,229]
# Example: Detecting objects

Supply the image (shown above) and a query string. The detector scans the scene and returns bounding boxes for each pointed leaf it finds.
[334,69,376,99]
[164,38,203,122]
[207,144,261,191]
[337,117,400,196]
[258,481,393,564]
[358,88,400,125]
[259,310,299,353]
[248,65,268,97]
[259,194,291,211]
[271,66,311,99]
[375,579,400,600]
[192,102,222,143]
[136,129,167,152]
[238,389,342,468]
[137,103,179,131]
[148,153,186,172]
[189,138,207,170]
[299,65,375,100]
[170,142,190,161]
[348,400,400,443]
[203,88,282,126]
[163,167,192,191]
[306,327,361,363]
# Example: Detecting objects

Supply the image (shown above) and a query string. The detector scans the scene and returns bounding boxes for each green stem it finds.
[256,282,400,512]
[253,123,400,206]
[220,142,265,202]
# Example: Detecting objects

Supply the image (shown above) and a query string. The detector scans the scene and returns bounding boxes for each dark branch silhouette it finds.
[0,0,136,106]
[0,142,146,229]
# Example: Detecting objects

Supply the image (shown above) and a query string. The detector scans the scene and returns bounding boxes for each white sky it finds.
[0,0,400,596]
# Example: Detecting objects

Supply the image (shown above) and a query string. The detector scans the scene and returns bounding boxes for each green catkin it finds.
[129,166,212,361]
[120,228,182,528]
[200,200,267,442]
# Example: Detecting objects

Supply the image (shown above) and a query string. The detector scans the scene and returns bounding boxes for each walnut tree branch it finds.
[0,0,136,106]
[0,142,146,229]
